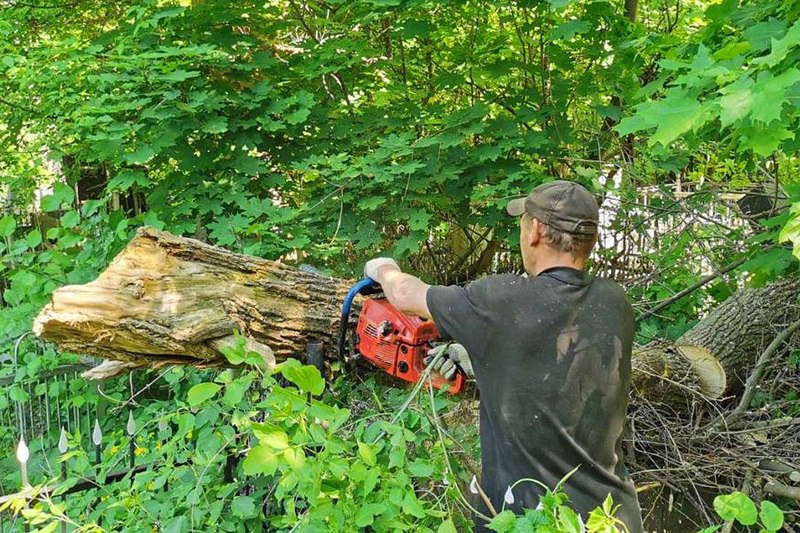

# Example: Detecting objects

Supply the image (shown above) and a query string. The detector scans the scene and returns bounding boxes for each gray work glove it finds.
[424,343,474,380]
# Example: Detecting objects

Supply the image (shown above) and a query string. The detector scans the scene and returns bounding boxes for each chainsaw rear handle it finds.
[338,277,382,360]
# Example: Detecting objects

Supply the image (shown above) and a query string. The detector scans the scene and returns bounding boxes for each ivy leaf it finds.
[186,383,221,407]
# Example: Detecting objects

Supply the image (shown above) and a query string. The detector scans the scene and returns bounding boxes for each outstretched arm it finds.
[365,258,431,319]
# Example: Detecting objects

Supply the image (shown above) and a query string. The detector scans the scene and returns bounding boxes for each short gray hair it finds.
[524,214,597,258]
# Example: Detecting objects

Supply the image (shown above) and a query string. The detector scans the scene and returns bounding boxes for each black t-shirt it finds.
[426,267,644,533]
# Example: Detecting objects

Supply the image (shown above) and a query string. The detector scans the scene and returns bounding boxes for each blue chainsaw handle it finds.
[338,277,381,360]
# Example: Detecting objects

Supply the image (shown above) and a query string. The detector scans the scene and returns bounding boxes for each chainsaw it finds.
[337,278,465,394]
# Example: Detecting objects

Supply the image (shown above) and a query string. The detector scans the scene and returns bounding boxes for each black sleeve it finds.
[426,275,508,362]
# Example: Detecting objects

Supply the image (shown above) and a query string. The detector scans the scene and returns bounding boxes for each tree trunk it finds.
[32,228,800,409]
[33,227,353,372]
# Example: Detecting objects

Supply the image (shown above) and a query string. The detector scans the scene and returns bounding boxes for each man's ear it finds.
[528,218,541,247]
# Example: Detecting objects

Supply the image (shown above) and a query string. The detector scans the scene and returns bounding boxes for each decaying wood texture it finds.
[33,227,800,409]
[33,227,353,375]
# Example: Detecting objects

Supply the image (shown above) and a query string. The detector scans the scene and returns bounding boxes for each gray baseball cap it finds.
[506,180,599,236]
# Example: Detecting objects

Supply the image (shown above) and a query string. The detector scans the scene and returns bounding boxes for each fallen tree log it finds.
[32,227,800,407]
[33,227,353,373]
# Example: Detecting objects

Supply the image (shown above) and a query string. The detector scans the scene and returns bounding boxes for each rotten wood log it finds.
[33,227,353,374]
[32,227,800,408]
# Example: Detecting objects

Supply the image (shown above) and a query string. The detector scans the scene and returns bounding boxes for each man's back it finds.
[427,267,644,532]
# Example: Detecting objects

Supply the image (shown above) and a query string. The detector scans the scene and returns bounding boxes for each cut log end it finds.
[675,344,726,399]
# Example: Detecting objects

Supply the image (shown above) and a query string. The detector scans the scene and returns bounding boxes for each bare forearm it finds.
[374,266,432,319]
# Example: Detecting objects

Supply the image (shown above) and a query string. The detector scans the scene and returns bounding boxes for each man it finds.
[364,181,644,532]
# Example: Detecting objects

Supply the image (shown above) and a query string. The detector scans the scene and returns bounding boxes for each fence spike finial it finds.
[127,410,136,436]
[58,426,68,454]
[92,419,102,446]
[16,436,30,487]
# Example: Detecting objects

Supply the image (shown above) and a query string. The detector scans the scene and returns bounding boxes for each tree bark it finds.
[32,228,800,409]
[33,227,353,371]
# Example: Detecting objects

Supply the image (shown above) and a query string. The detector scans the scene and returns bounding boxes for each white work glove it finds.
[364,257,399,281]
[424,343,474,380]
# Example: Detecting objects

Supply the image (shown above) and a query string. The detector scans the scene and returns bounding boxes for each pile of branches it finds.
[627,330,800,529]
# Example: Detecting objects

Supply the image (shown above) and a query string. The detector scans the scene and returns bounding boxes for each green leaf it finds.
[355,503,386,527]
[125,146,156,164]
[358,441,377,467]
[60,211,80,229]
[223,377,251,407]
[408,459,434,477]
[488,510,517,532]
[759,501,784,531]
[157,70,201,82]
[258,430,289,450]
[718,76,754,127]
[753,20,800,67]
[26,229,42,249]
[549,20,589,41]
[163,515,188,533]
[231,495,256,518]
[202,116,228,134]
[186,383,221,407]
[279,359,325,395]
[437,519,458,533]
[645,94,705,146]
[54,183,75,206]
[242,444,278,476]
[401,490,427,518]
[556,506,583,533]
[0,215,16,237]
[714,492,758,526]
[108,170,151,191]
[750,69,800,124]
[40,194,60,212]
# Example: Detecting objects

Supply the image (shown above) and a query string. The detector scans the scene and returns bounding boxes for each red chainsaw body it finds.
[354,298,464,394]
